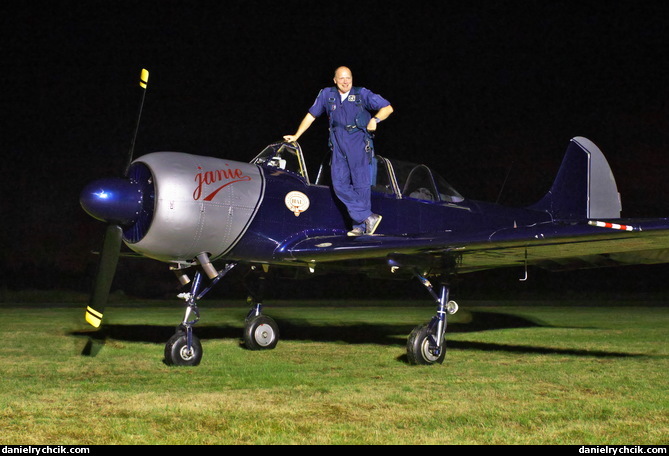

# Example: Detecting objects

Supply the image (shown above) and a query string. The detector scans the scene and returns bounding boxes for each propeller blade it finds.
[85,224,123,328]
[84,68,149,328]
[125,68,149,176]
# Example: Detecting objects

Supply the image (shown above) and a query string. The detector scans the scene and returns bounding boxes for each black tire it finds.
[406,324,446,365]
[244,315,279,350]
[164,332,203,366]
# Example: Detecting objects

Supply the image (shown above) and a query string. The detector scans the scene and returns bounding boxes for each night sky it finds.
[3,1,669,297]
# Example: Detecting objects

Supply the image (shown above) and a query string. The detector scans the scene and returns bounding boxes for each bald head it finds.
[333,66,353,94]
[334,66,352,78]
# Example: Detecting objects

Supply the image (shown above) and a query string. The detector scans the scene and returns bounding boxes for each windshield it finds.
[251,142,310,182]
[389,159,464,203]
[252,142,463,203]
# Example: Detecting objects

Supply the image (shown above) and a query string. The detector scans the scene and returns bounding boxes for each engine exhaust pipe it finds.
[196,253,219,280]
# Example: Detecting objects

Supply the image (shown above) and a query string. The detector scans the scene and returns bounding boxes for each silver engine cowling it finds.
[114,152,265,264]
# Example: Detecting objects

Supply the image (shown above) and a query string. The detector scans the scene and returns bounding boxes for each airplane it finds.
[80,70,669,366]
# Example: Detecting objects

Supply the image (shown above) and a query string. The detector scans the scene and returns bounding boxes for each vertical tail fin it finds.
[529,137,621,220]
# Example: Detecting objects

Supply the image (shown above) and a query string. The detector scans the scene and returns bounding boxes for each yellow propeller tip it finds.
[85,306,103,328]
[140,69,149,89]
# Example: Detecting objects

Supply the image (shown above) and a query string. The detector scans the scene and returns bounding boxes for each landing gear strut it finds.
[163,261,281,365]
[164,263,235,366]
[407,273,458,365]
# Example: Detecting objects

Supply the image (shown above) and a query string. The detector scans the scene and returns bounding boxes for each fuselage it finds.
[231,165,553,265]
[81,150,553,271]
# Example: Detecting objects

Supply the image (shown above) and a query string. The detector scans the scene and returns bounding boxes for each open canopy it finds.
[251,141,464,203]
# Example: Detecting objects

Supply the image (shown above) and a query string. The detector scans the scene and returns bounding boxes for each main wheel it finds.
[407,323,446,365]
[244,315,279,350]
[164,332,203,366]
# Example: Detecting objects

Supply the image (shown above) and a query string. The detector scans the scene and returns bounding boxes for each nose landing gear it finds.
[164,263,236,366]
[163,262,281,366]
[165,328,203,366]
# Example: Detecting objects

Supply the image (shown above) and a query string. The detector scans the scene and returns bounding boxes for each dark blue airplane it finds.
[80,70,669,366]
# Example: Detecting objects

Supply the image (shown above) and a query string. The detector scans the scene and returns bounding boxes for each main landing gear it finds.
[162,260,454,366]
[163,262,280,366]
[406,273,458,365]
[243,267,279,350]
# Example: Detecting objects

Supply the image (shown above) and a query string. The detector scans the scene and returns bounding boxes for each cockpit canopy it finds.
[251,142,311,183]
[388,159,464,203]
[251,142,463,203]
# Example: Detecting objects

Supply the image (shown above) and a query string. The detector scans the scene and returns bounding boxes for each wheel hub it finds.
[254,324,275,346]
[179,345,195,361]
[420,338,442,363]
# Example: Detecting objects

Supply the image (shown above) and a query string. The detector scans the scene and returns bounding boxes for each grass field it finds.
[1,295,667,445]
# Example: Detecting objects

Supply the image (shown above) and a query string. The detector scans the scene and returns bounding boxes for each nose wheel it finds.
[165,330,203,366]
[164,264,235,366]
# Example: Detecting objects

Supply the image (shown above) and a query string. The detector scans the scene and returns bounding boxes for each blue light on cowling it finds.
[80,178,143,225]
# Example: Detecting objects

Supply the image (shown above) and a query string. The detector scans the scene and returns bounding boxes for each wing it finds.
[277,219,669,274]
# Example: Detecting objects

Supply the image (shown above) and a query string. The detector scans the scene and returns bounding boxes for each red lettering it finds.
[193,165,252,201]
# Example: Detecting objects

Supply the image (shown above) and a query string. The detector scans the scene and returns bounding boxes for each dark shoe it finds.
[347,227,364,237]
[364,214,382,235]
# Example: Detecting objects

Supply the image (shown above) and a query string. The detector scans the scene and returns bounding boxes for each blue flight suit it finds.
[308,86,391,230]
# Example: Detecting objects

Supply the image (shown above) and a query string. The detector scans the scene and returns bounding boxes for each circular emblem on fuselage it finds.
[285,191,310,217]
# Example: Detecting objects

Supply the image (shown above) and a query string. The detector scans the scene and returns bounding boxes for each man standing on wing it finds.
[284,66,394,236]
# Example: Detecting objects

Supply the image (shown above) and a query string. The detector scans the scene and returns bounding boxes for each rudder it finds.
[529,137,621,220]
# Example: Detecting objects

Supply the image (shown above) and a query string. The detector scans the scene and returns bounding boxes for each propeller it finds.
[85,225,123,327]
[81,68,149,329]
